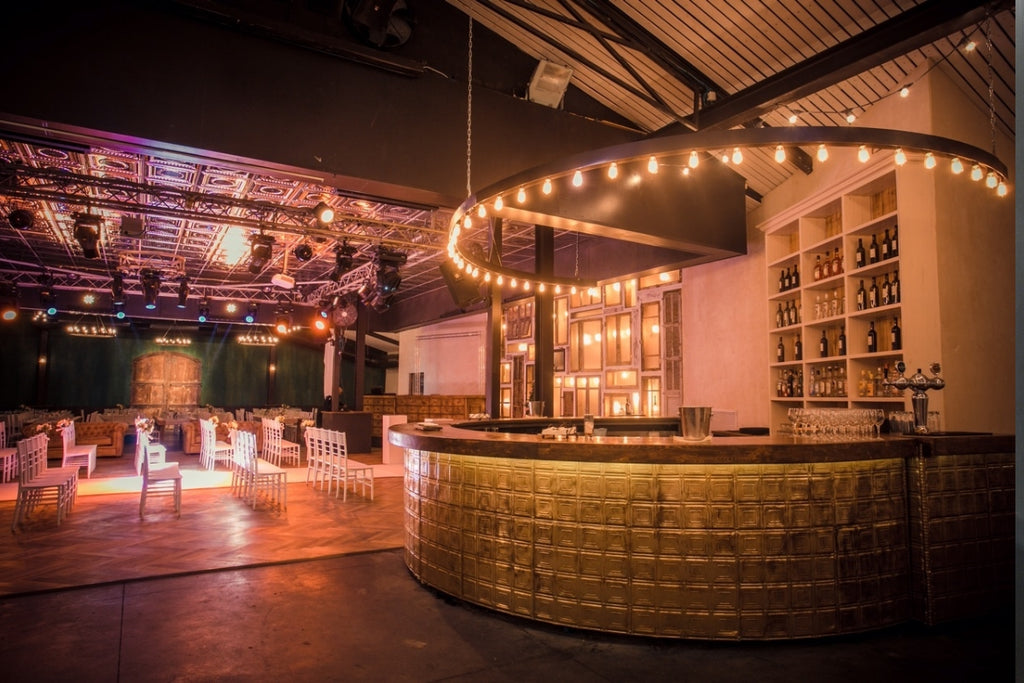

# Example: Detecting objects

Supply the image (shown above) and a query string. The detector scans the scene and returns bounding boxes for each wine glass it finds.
[872,409,886,438]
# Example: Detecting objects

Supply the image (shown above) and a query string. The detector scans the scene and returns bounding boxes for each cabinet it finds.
[764,168,908,432]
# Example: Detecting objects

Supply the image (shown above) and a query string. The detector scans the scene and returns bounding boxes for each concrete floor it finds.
[0,548,1014,682]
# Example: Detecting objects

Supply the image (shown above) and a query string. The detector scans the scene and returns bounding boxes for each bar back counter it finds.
[389,418,1013,640]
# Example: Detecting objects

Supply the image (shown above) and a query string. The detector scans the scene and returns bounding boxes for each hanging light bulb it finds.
[720,152,730,163]
[970,164,983,181]
[572,169,583,187]
[688,151,699,168]
[517,187,526,203]
[494,195,504,211]
[483,271,491,282]
[542,178,552,195]
[845,112,856,124]
[894,148,907,166]
[816,144,829,162]
[554,284,561,294]
[985,171,998,188]
[538,282,546,293]
[477,204,486,218]
[510,278,517,288]
[647,156,658,173]
[523,280,531,291]
[731,147,743,164]
[924,152,936,169]
[900,86,910,98]
[857,145,870,163]
[496,274,504,286]
[997,181,1008,197]
[607,162,618,179]
[788,113,799,124]
[774,145,786,163]
[681,167,690,177]
[570,285,577,295]
[951,157,964,174]
[463,215,472,229]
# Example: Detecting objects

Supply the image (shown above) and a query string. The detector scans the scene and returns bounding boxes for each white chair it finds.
[61,420,97,478]
[198,418,232,471]
[0,421,17,483]
[12,433,79,531]
[234,430,286,511]
[304,426,326,488]
[135,428,167,476]
[138,430,181,518]
[262,418,301,467]
[321,428,373,501]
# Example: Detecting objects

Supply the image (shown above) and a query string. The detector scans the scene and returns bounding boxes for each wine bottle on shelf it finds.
[868,276,879,308]
[794,334,802,361]
[784,267,792,291]
[881,273,892,306]
[813,254,822,281]
[776,302,785,328]
[792,263,800,288]
[777,337,785,362]
[867,322,878,353]
[837,325,847,356]
[855,238,866,269]
[821,253,831,279]
[831,247,842,275]
[868,234,880,263]
[891,269,900,303]
[779,269,786,292]
[881,228,892,260]
[891,316,902,350]
[819,329,829,357]
[856,279,867,311]
[891,225,899,258]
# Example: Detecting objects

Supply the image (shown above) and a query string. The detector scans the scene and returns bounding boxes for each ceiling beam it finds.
[689,0,1011,131]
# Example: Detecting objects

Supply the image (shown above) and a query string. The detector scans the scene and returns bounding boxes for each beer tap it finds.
[883,361,944,433]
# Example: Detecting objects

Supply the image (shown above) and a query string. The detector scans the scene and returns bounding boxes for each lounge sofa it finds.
[24,421,128,459]
[181,420,263,455]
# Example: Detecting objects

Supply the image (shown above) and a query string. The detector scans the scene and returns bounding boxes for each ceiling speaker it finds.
[439,259,485,309]
[332,302,357,327]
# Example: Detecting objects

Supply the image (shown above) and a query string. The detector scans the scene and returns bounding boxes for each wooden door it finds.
[132,352,201,411]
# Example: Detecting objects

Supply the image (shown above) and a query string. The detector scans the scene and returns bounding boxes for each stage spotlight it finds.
[176,278,190,309]
[293,243,313,262]
[329,242,357,282]
[7,209,35,230]
[113,301,126,320]
[249,234,274,274]
[141,269,161,309]
[313,201,335,226]
[273,302,293,335]
[0,281,19,321]
[39,279,58,316]
[73,214,102,259]
[244,302,258,324]
[197,297,210,323]
[110,272,126,305]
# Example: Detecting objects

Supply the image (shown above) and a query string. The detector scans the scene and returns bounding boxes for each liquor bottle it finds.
[814,294,822,320]
[831,247,842,275]
[792,263,800,288]
[891,316,902,350]
[856,279,867,311]
[776,302,785,328]
[813,254,822,281]
[794,334,802,361]
[881,273,892,306]
[783,267,791,291]
[837,325,847,356]
[777,371,785,397]
[868,276,879,308]
[881,228,892,260]
[777,337,785,362]
[891,225,899,258]
[821,252,831,279]
[855,238,866,269]
[891,269,900,303]
[859,369,869,397]
[868,234,879,263]
[819,329,829,357]
[779,269,786,292]
[867,322,878,353]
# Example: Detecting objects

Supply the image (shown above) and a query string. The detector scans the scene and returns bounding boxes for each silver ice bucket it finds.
[679,406,713,440]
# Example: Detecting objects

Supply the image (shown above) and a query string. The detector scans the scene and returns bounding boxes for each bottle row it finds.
[854,270,901,310]
[773,224,902,291]
[774,360,906,399]
[852,226,899,270]
[775,316,902,362]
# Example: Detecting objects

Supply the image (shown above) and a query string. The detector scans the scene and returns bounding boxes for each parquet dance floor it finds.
[0,449,404,597]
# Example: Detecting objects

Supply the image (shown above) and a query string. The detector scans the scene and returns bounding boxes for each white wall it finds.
[396,312,488,395]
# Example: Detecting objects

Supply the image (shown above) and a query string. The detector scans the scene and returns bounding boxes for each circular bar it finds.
[393,419,925,640]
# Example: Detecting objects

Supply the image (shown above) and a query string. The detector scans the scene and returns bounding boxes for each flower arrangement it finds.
[228,420,239,431]
[209,415,219,426]
[56,418,73,432]
[135,416,155,434]
[300,419,314,428]
[275,415,285,424]
[34,422,52,434]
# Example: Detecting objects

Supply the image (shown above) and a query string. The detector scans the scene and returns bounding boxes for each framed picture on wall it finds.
[553,348,566,372]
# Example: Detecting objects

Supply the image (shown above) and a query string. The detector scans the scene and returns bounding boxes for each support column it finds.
[534,226,554,418]
[486,218,504,418]
[353,304,368,411]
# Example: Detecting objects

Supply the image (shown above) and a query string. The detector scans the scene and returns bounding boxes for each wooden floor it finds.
[0,447,405,597]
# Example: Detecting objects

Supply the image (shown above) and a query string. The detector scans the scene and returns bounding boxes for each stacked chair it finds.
[61,420,97,478]
[0,421,17,483]
[261,418,301,467]
[304,426,373,501]
[11,433,79,531]
[231,429,286,511]
[138,429,182,519]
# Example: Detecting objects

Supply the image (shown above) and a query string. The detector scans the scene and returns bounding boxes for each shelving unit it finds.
[764,168,907,432]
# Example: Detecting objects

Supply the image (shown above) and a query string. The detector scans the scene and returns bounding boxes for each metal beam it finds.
[690,0,1011,131]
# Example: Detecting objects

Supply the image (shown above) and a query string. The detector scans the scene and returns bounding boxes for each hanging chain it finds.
[466,17,473,196]
[984,16,996,155]
[574,230,580,279]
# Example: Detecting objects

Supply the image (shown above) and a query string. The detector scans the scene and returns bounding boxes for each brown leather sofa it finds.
[24,421,129,459]
[181,420,263,455]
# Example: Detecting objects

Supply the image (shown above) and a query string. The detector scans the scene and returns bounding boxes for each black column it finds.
[534,226,554,418]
